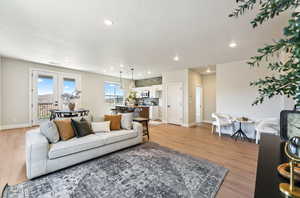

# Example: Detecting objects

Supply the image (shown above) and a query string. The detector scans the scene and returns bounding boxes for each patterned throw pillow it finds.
[40,121,60,143]
[71,118,94,137]
[54,119,75,141]
[104,115,121,130]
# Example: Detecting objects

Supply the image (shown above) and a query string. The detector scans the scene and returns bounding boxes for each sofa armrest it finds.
[26,128,49,179]
[133,122,143,137]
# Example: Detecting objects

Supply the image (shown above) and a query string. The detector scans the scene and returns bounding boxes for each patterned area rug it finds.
[2,143,228,198]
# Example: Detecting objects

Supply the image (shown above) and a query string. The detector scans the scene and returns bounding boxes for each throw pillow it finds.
[118,113,133,130]
[104,115,121,130]
[91,121,111,132]
[71,118,94,137]
[40,121,60,143]
[54,119,75,141]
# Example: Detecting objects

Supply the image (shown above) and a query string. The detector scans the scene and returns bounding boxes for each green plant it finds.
[230,0,300,107]
[127,91,137,100]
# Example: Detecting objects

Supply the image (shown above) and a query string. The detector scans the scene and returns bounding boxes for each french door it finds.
[31,69,81,125]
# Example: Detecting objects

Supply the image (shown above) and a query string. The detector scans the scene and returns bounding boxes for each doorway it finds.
[195,86,203,123]
[166,82,183,125]
[30,69,81,125]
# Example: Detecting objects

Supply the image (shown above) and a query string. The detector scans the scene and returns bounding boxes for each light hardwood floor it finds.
[0,123,258,198]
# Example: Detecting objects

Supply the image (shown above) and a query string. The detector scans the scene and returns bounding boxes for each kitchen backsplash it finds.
[137,98,159,106]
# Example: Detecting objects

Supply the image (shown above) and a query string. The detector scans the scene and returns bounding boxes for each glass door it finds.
[31,70,82,125]
[32,71,59,125]
[59,75,81,110]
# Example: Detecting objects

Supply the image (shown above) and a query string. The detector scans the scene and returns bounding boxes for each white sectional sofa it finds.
[26,122,143,179]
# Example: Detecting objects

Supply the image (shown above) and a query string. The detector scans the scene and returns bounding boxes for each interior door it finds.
[32,71,59,125]
[195,87,203,123]
[167,83,183,125]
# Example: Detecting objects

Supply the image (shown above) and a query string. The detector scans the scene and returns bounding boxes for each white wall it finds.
[216,60,284,120]
[188,69,202,125]
[162,69,202,127]
[0,57,2,128]
[162,69,189,126]
[202,74,216,122]
[0,57,131,129]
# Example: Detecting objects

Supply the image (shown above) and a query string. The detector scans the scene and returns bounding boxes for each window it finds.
[104,82,124,104]
[63,78,76,94]
[37,75,54,119]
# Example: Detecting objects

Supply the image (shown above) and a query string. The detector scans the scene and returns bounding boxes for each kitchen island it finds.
[115,105,149,118]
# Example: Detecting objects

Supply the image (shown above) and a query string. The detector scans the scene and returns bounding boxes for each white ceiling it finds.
[193,65,216,75]
[0,0,289,79]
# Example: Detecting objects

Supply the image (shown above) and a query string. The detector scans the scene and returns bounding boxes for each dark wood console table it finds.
[255,133,290,197]
[50,109,89,120]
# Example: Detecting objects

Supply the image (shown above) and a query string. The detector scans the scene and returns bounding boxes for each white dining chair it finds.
[211,113,234,136]
[255,118,280,144]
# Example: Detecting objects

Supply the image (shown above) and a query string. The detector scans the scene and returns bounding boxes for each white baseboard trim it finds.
[181,122,197,128]
[0,123,32,130]
[202,120,213,124]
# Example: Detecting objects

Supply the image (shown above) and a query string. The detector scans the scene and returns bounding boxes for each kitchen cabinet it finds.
[132,87,143,98]
[151,85,162,98]
[149,106,159,120]
[132,85,162,99]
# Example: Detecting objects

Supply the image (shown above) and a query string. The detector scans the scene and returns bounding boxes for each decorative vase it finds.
[68,103,75,111]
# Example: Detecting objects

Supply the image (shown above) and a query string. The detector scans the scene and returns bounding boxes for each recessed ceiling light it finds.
[206,68,211,73]
[120,64,124,68]
[173,56,179,61]
[103,69,107,73]
[147,71,151,74]
[104,19,113,26]
[229,42,237,48]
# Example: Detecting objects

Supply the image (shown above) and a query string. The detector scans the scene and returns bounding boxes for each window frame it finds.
[104,81,124,105]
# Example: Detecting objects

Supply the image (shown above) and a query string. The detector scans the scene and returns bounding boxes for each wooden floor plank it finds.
[0,123,258,197]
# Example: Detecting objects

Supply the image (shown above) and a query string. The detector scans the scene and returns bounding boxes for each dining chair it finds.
[211,113,234,136]
[255,118,280,144]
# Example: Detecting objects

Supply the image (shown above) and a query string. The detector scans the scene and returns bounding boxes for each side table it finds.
[133,117,150,140]
[231,119,254,142]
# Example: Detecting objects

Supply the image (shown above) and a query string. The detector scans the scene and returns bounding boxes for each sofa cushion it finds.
[40,121,60,143]
[104,115,121,130]
[54,119,75,141]
[95,130,138,145]
[71,118,94,137]
[91,121,111,132]
[119,113,133,130]
[48,134,105,159]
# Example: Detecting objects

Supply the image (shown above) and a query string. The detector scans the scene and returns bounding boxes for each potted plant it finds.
[61,90,81,111]
[230,1,300,108]
[126,91,138,106]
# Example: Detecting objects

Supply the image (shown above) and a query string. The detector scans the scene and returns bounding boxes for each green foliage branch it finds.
[230,0,300,107]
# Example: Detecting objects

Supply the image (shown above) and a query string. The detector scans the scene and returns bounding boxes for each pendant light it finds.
[120,71,124,89]
[130,68,135,89]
